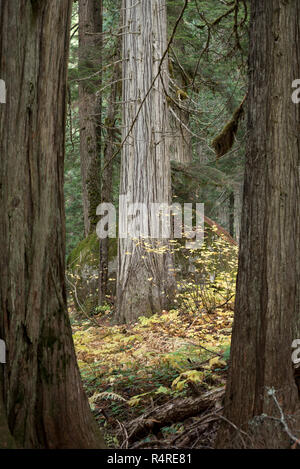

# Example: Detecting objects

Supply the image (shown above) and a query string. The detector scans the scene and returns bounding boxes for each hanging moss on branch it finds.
[212,95,246,159]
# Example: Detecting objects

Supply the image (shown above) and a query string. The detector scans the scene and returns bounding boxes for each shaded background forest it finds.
[63,0,249,448]
[65,0,247,256]
[1,0,299,450]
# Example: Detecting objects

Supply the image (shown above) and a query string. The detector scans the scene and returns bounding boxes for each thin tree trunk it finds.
[99,35,121,305]
[234,182,243,242]
[167,2,192,164]
[0,0,105,448]
[170,99,192,164]
[229,191,234,238]
[116,0,176,324]
[216,199,230,233]
[78,0,102,236]
[217,0,300,448]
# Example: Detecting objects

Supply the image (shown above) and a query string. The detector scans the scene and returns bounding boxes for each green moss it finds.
[67,234,117,315]
[109,237,118,259]
[67,232,99,270]
[67,232,117,271]
[212,95,245,159]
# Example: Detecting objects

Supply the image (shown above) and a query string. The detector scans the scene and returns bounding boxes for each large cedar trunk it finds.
[217,0,300,448]
[116,0,176,324]
[0,0,104,448]
[78,0,102,235]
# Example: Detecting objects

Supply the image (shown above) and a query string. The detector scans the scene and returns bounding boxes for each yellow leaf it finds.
[209,357,227,370]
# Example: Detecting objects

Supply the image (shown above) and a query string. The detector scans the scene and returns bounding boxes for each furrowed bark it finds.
[217,0,300,448]
[116,0,176,324]
[0,0,105,448]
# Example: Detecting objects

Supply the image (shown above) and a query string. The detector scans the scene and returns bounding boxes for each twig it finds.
[117,420,129,449]
[70,59,124,83]
[213,413,248,448]
[266,388,300,446]
[96,78,129,96]
[184,340,223,358]
[66,276,100,328]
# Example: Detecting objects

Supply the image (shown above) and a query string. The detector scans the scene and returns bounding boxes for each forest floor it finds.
[70,301,233,449]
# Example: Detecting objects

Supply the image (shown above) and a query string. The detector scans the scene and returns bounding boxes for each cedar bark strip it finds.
[78,0,102,235]
[0,0,104,448]
[217,0,300,448]
[116,0,176,323]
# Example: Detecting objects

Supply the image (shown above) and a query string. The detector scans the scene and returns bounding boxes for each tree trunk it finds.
[78,0,102,236]
[0,384,16,449]
[167,1,192,165]
[169,98,192,164]
[234,182,243,242]
[215,198,230,234]
[217,0,300,449]
[229,191,234,238]
[116,0,176,324]
[0,0,105,448]
[98,34,121,305]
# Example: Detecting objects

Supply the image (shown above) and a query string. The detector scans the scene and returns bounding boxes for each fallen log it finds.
[126,387,224,444]
[204,215,238,247]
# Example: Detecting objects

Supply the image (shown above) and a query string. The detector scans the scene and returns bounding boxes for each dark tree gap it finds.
[0,0,105,448]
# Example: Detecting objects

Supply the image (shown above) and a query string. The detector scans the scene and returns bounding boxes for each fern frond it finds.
[89,391,127,404]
